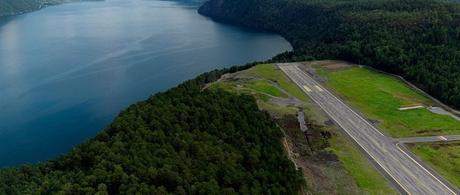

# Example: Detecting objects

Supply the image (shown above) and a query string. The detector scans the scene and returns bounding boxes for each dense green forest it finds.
[199,0,460,109]
[0,65,303,194]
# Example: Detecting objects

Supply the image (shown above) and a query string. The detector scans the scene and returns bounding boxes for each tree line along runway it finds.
[277,63,459,195]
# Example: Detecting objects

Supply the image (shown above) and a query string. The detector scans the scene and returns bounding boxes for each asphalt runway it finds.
[278,63,459,195]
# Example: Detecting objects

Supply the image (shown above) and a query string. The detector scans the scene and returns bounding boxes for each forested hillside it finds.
[1,0,58,16]
[199,0,460,109]
[0,0,98,17]
[0,66,303,194]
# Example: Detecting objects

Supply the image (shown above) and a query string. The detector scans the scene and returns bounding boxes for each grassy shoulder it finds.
[210,63,397,194]
[314,62,460,137]
[409,142,460,188]
[328,134,397,195]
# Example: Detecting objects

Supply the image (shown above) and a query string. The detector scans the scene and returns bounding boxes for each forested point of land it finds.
[199,0,460,109]
[1,0,60,16]
[0,0,305,193]
[0,0,101,17]
[0,65,304,194]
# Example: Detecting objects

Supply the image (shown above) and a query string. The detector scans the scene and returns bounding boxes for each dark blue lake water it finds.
[0,0,291,167]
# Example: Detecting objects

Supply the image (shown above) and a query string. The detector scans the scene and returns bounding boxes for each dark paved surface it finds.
[397,135,460,144]
[278,63,459,195]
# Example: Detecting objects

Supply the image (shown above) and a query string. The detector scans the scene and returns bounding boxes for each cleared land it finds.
[280,63,457,194]
[210,64,397,194]
[314,63,460,137]
[410,142,460,188]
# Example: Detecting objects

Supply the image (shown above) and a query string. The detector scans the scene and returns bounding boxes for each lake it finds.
[0,0,291,167]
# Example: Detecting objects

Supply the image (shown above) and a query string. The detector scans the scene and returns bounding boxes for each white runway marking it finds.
[399,105,424,111]
[314,85,323,92]
[277,63,458,195]
[303,85,312,92]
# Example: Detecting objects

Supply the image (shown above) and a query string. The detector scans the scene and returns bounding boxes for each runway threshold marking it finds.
[279,65,411,194]
[303,85,312,92]
[314,85,324,92]
[279,64,458,195]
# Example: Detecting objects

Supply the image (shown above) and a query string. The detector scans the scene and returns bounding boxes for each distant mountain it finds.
[0,0,99,17]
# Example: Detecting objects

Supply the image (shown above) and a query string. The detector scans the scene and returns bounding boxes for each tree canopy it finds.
[0,67,303,194]
[200,0,460,109]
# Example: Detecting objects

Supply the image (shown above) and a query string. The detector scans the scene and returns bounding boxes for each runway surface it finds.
[278,63,459,195]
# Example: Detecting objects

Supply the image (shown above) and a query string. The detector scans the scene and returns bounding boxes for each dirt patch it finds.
[367,118,381,125]
[415,129,443,136]
[314,150,339,162]
[278,115,331,155]
[220,72,256,82]
[278,114,360,194]
[305,60,354,70]
[269,97,304,107]
[203,72,255,90]
[324,119,335,126]
[390,90,430,106]
[448,152,459,159]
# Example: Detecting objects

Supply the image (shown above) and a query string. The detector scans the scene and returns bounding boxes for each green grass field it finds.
[316,66,460,137]
[410,142,460,188]
[210,64,397,194]
[244,64,311,102]
[245,80,287,98]
[328,134,397,195]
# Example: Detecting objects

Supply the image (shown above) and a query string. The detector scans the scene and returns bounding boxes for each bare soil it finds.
[304,60,354,70]
[278,114,361,195]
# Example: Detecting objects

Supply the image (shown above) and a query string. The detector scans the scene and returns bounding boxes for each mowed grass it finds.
[245,80,287,98]
[328,135,398,195]
[317,66,460,137]
[211,64,397,194]
[244,64,311,102]
[410,142,460,188]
